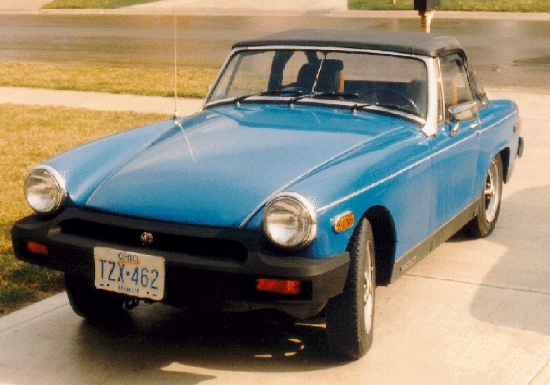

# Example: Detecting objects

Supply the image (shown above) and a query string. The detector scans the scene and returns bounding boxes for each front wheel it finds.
[65,273,126,320]
[464,154,503,238]
[325,218,376,360]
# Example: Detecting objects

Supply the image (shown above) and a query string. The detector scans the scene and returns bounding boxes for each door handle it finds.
[450,122,459,137]
[469,120,481,129]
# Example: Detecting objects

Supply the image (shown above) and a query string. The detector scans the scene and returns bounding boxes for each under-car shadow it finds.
[467,185,550,335]
[74,303,340,382]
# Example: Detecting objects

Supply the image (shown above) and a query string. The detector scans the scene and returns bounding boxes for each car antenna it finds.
[172,0,179,120]
[171,1,196,162]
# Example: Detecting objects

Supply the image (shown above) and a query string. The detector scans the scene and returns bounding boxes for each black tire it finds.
[325,218,376,360]
[65,273,125,320]
[464,154,503,238]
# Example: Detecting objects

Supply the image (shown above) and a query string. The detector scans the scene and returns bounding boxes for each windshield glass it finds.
[207,49,429,118]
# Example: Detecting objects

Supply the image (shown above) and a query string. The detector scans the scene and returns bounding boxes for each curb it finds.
[0,292,69,336]
[1,8,550,20]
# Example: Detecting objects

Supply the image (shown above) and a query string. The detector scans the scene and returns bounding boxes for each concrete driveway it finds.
[1,0,550,383]
[0,88,549,384]
[127,0,347,12]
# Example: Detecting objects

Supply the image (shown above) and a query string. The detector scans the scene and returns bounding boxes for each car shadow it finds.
[467,185,550,335]
[73,304,342,383]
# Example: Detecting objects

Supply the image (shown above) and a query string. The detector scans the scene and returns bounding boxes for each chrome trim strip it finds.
[421,58,440,137]
[231,45,424,58]
[317,111,517,213]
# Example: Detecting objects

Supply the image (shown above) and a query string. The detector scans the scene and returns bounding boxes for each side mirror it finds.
[448,101,479,122]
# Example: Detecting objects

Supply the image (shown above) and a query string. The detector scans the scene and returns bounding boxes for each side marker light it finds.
[256,278,301,295]
[332,211,355,233]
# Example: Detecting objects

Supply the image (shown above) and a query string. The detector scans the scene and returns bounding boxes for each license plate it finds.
[94,247,165,301]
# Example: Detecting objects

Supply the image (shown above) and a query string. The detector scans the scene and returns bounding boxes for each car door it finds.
[431,53,482,229]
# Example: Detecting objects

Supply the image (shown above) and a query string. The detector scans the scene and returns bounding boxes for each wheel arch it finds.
[498,146,511,183]
[362,205,396,286]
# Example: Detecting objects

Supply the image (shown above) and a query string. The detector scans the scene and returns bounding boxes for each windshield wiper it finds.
[205,89,304,108]
[310,91,359,100]
[369,102,422,117]
[233,89,303,104]
[294,91,359,102]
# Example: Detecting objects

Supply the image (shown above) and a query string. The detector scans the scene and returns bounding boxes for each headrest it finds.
[322,59,344,72]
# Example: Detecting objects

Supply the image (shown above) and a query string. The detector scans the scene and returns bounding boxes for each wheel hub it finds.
[363,239,374,333]
[484,159,500,223]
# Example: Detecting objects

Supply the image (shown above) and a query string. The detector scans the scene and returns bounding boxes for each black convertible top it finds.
[233,29,462,58]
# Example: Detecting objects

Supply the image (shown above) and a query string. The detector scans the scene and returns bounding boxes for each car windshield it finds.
[207,48,429,119]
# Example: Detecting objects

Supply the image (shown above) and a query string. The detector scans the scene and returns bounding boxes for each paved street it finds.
[2,14,549,88]
[1,1,550,384]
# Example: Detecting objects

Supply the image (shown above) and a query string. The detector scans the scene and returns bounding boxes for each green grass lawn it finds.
[0,63,217,99]
[349,0,550,12]
[0,104,168,315]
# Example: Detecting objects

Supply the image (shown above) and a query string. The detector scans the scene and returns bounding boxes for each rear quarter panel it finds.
[476,99,520,190]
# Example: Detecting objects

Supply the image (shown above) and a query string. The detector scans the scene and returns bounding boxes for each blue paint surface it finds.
[44,98,520,262]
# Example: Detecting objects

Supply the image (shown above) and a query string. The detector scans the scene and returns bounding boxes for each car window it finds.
[208,49,429,119]
[329,51,428,117]
[440,54,474,120]
[281,51,312,88]
[211,50,276,100]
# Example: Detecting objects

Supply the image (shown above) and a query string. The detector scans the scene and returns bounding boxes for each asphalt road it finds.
[1,14,550,88]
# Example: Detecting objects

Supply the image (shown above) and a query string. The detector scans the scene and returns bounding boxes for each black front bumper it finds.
[12,208,349,319]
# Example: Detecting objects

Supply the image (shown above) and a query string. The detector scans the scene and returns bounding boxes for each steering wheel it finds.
[372,87,420,115]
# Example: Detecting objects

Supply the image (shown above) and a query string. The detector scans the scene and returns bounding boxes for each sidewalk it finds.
[2,85,548,115]
[3,0,550,19]
[0,86,203,116]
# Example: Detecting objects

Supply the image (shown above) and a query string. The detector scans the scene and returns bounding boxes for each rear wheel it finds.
[326,218,376,360]
[464,154,503,238]
[65,273,125,320]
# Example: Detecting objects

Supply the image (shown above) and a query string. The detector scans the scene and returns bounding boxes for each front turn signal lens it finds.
[256,278,301,295]
[27,242,48,256]
[331,211,355,233]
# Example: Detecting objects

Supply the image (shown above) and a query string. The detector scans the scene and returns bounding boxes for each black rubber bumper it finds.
[12,210,350,319]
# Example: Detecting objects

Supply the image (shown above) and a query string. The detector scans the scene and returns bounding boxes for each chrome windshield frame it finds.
[204,45,439,136]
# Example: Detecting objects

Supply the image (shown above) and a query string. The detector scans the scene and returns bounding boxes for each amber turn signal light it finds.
[332,211,355,233]
[27,241,48,256]
[256,278,301,295]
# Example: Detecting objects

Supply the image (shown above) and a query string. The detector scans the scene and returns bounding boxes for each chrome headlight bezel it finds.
[24,165,67,216]
[263,192,317,250]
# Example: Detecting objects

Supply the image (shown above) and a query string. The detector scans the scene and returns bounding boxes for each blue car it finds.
[12,30,523,360]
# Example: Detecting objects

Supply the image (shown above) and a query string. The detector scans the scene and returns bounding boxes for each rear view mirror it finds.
[448,101,479,122]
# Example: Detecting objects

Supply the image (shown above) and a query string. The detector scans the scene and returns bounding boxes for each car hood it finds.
[66,104,407,228]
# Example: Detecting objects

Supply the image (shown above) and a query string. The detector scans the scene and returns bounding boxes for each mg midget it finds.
[12,30,524,360]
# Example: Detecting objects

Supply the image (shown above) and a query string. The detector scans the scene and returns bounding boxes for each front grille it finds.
[59,218,248,262]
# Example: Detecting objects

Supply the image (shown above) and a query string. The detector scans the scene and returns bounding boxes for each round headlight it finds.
[25,166,67,215]
[263,193,317,249]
